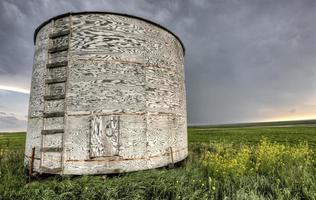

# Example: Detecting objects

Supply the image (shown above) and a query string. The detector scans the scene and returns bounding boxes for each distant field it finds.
[0,132,25,150]
[189,126,316,148]
[190,119,316,128]
[189,119,316,149]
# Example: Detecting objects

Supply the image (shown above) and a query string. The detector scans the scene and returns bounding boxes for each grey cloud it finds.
[184,0,316,123]
[0,111,27,132]
[1,0,316,126]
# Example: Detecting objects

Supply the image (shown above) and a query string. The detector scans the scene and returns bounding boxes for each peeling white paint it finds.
[25,13,187,175]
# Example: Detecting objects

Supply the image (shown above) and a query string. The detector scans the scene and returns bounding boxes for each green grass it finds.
[0,132,25,150]
[0,123,316,199]
[189,126,316,148]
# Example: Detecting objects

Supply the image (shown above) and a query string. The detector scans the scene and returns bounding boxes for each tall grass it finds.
[0,139,315,199]
[200,139,316,199]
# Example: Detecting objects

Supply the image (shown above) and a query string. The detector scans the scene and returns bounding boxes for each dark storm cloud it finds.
[183,0,316,123]
[1,0,316,128]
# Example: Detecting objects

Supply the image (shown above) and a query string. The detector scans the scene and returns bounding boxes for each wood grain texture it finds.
[46,61,68,68]
[54,17,70,33]
[44,117,64,130]
[50,35,69,49]
[70,14,183,67]
[24,118,42,169]
[50,29,70,39]
[47,67,66,82]
[46,82,66,96]
[118,115,147,159]
[28,23,51,118]
[64,115,91,161]
[90,115,119,157]
[49,51,68,63]
[66,79,146,112]
[41,152,62,170]
[42,133,62,148]
[26,13,187,174]
[45,100,65,113]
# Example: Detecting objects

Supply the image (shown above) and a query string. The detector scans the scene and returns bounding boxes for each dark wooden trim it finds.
[46,61,68,68]
[48,45,68,53]
[41,147,63,152]
[29,147,35,176]
[45,77,67,84]
[42,129,64,135]
[43,112,65,118]
[49,30,70,39]
[44,94,65,100]
[168,146,174,169]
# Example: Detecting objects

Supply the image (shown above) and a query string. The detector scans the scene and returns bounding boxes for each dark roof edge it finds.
[33,11,185,55]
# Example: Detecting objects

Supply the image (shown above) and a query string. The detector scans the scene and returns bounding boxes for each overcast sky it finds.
[1,0,316,131]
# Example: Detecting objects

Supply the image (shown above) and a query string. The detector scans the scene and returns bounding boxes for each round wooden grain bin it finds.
[25,12,187,175]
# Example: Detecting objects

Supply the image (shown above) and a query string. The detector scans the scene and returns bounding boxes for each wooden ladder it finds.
[40,15,72,174]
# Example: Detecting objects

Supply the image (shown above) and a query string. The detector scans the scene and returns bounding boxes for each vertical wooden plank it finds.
[90,115,119,157]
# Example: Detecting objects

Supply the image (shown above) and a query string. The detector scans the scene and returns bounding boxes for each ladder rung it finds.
[46,61,68,68]
[40,167,62,173]
[45,77,67,84]
[44,94,65,100]
[49,30,70,39]
[41,147,63,152]
[41,129,64,135]
[48,45,68,53]
[43,112,65,118]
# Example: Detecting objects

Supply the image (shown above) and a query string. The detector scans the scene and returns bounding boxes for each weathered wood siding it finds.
[25,13,187,175]
[24,22,52,170]
[90,115,120,157]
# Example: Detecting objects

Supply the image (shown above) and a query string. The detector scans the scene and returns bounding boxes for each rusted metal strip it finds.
[49,29,70,39]
[46,61,68,68]
[41,147,63,152]
[44,94,65,101]
[66,147,187,163]
[41,129,64,135]
[43,111,65,118]
[29,147,35,176]
[45,77,67,84]
[67,111,146,117]
[48,45,68,53]
[168,147,174,168]
[66,111,184,117]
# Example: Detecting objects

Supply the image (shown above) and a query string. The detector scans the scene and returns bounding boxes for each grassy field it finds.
[0,122,316,199]
[0,132,25,150]
[189,126,316,148]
